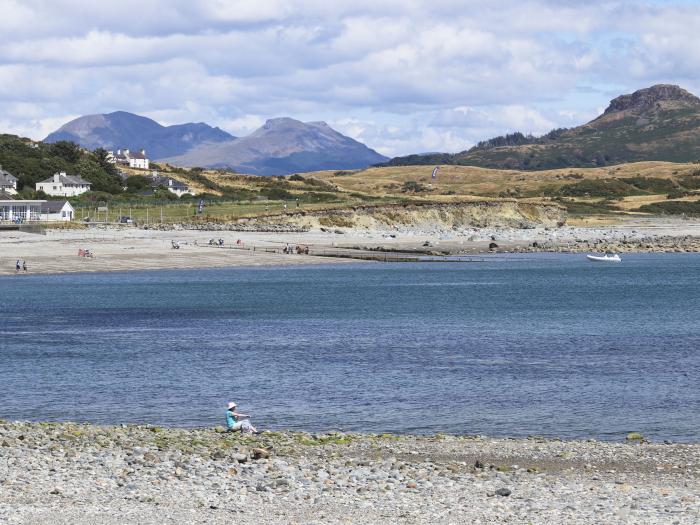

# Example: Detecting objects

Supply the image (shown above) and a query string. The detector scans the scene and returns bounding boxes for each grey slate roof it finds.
[0,167,18,185]
[39,173,91,186]
[151,176,188,190]
[42,201,71,213]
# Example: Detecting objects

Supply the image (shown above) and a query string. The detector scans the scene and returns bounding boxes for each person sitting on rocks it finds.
[226,402,257,433]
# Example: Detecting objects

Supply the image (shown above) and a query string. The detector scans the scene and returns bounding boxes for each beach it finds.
[0,421,698,524]
[1,216,699,276]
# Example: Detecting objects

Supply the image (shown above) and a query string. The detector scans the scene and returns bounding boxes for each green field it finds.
[70,197,364,224]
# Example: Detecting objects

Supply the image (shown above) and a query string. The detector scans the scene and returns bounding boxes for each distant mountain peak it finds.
[45,111,234,159]
[603,84,700,115]
[45,111,387,175]
[162,116,387,175]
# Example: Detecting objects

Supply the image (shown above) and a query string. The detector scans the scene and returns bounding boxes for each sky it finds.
[1,0,700,157]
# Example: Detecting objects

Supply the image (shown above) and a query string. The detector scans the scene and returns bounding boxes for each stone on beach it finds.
[0,421,699,524]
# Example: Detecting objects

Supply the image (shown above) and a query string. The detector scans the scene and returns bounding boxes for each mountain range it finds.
[383,84,700,170]
[45,112,387,175]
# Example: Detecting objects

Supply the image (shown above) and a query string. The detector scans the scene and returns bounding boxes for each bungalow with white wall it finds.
[36,172,91,197]
[0,199,44,222]
[41,200,75,222]
[0,167,18,195]
[110,149,150,170]
[150,174,195,197]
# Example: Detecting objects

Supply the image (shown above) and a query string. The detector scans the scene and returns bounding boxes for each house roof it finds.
[169,179,188,189]
[39,173,92,186]
[151,176,189,190]
[0,167,17,184]
[42,200,72,213]
[130,151,147,159]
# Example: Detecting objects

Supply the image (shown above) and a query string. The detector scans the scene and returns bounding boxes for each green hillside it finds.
[383,85,700,170]
[0,134,122,195]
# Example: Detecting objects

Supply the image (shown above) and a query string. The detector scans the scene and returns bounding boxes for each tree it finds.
[126,175,150,192]
[93,148,120,178]
[50,141,82,163]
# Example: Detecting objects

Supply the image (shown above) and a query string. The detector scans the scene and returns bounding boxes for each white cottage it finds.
[36,172,91,197]
[0,167,18,195]
[150,175,195,197]
[41,201,75,222]
[111,149,150,170]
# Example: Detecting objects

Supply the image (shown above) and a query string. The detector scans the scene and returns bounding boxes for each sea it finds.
[1,253,699,442]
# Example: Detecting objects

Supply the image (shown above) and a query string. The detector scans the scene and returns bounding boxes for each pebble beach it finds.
[1,421,698,524]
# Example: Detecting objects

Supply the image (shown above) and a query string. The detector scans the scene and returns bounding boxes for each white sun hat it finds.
[227,402,237,409]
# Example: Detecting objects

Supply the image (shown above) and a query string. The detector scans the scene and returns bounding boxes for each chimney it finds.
[124,149,130,155]
[140,149,146,156]
[54,173,60,183]
[168,179,173,186]
[117,149,121,155]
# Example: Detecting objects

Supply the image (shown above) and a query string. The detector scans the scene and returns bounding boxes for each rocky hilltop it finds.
[384,84,700,170]
[602,84,700,114]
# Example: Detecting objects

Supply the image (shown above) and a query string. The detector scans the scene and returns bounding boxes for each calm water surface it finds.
[1,253,699,441]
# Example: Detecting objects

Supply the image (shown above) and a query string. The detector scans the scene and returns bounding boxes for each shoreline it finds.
[0,218,699,277]
[1,420,698,524]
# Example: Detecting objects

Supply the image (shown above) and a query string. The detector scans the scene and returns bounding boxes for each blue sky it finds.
[1,0,699,156]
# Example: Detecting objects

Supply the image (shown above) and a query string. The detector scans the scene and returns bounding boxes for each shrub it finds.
[637,201,700,216]
[402,181,427,193]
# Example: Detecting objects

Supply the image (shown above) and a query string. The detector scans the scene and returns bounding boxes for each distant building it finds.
[0,199,45,222]
[41,200,75,222]
[0,167,18,195]
[109,148,150,170]
[36,172,91,197]
[150,174,195,197]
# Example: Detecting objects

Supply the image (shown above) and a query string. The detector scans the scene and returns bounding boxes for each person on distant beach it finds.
[226,402,257,433]
[15,260,20,272]
[22,260,27,272]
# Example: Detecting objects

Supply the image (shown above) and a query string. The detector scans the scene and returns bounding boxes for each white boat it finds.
[587,253,621,263]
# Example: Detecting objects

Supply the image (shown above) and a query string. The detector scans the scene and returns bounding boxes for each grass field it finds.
[70,198,370,224]
[68,160,700,223]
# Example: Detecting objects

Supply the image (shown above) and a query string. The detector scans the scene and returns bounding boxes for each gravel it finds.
[1,421,698,524]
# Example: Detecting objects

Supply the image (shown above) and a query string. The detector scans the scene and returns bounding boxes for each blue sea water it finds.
[1,253,699,441]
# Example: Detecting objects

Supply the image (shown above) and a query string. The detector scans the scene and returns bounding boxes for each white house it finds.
[0,199,45,222]
[166,178,194,197]
[36,172,91,197]
[150,174,195,197]
[110,148,150,170]
[41,200,75,222]
[0,167,18,195]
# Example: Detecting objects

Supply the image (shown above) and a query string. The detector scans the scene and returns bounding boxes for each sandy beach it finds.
[0,421,698,524]
[1,216,699,276]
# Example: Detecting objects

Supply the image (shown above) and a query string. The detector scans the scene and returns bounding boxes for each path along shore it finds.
[0,421,698,524]
[0,216,699,276]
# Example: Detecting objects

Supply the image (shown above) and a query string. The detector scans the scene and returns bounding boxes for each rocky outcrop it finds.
[603,84,700,115]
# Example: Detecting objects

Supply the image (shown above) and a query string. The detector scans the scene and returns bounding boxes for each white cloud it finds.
[1,1,699,156]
